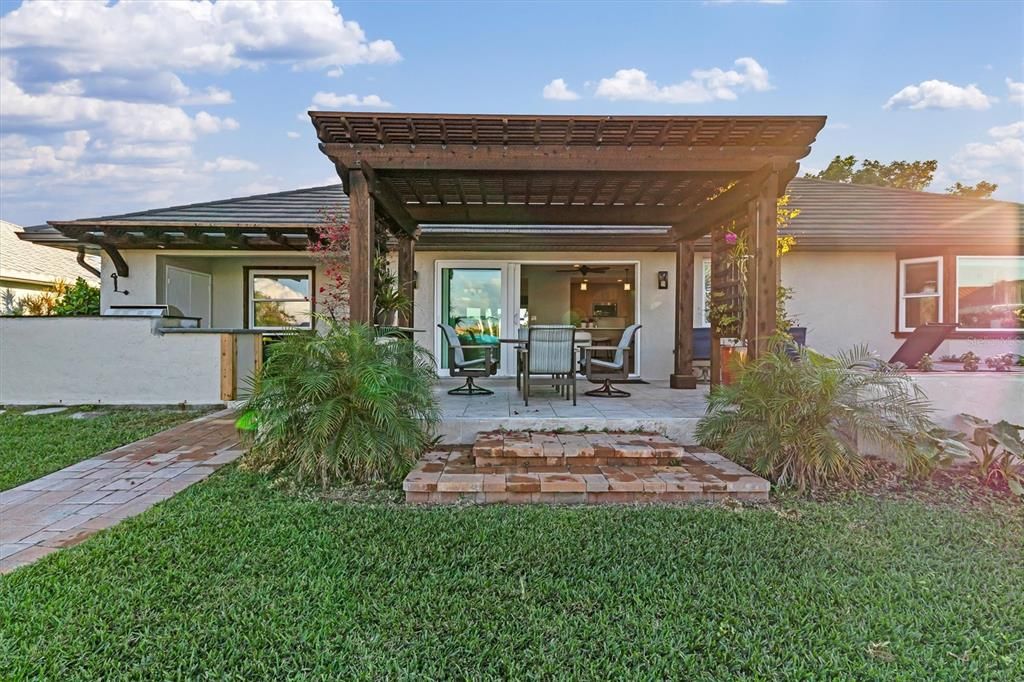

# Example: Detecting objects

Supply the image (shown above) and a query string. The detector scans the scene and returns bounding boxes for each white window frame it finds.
[898,256,943,332]
[954,255,1024,332]
[247,268,314,331]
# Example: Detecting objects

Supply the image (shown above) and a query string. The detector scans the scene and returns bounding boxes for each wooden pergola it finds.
[311,112,825,387]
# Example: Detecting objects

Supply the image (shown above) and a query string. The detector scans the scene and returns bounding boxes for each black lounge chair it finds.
[888,323,957,368]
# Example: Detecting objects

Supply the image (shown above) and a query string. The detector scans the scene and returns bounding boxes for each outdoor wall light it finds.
[657,271,669,289]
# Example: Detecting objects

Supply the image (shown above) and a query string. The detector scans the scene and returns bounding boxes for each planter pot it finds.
[720,341,748,385]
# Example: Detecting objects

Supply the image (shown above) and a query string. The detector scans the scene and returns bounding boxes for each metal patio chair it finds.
[519,325,577,406]
[438,323,498,396]
[582,323,641,397]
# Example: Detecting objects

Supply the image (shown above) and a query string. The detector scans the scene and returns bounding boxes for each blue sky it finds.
[1,0,1021,227]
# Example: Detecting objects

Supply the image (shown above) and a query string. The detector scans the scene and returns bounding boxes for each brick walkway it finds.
[0,409,242,574]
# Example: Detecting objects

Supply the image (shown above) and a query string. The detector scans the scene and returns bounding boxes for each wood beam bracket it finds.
[100,242,129,277]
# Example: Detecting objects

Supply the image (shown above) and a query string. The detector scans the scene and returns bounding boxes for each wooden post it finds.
[670,239,697,389]
[709,228,725,387]
[348,169,375,325]
[747,172,779,360]
[397,235,416,329]
[220,333,237,401]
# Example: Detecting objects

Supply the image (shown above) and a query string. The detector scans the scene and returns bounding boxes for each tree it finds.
[945,180,998,199]
[52,277,100,315]
[807,155,937,191]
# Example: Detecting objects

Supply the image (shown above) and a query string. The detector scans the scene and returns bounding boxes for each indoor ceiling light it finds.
[624,282,631,291]
[580,281,588,291]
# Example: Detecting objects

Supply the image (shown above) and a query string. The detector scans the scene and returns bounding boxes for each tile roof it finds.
[1,220,99,285]
[20,179,1023,251]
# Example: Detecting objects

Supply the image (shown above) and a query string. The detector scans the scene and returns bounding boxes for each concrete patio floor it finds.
[435,377,709,444]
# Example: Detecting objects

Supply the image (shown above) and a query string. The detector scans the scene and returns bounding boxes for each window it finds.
[699,257,712,327]
[898,256,942,332]
[247,269,313,330]
[956,256,1024,330]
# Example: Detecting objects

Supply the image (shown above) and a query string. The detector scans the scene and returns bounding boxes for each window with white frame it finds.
[699,257,712,327]
[956,256,1024,330]
[898,256,943,332]
[248,269,314,330]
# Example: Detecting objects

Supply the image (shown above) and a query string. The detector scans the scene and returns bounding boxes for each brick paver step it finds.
[471,430,689,467]
[406,435,770,506]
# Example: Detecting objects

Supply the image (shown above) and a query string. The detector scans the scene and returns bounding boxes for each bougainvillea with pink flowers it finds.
[308,207,351,321]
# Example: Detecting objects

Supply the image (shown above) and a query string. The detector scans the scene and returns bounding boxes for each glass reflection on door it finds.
[440,268,502,369]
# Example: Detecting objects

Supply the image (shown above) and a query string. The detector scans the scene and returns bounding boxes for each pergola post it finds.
[347,169,375,325]
[746,171,779,360]
[397,234,416,329]
[670,239,697,389]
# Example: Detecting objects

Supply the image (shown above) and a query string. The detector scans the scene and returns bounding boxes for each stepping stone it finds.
[22,406,68,416]
[70,411,107,420]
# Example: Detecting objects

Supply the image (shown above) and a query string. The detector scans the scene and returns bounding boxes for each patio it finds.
[435,377,708,443]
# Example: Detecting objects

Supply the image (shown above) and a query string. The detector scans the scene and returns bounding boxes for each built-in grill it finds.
[103,304,200,328]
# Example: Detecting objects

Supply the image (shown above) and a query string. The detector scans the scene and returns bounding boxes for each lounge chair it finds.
[582,323,641,397]
[438,323,498,395]
[888,323,957,368]
[519,325,577,406]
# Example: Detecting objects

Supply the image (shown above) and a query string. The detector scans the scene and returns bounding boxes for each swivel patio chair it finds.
[438,323,498,396]
[519,325,577,406]
[582,323,641,397]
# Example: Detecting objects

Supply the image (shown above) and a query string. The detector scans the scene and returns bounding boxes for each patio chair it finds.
[582,323,641,397]
[519,325,577,406]
[888,323,957,368]
[438,323,498,396]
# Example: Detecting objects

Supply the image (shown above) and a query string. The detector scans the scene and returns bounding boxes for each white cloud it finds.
[193,111,239,134]
[286,131,301,139]
[0,0,399,82]
[202,157,259,173]
[309,91,392,108]
[1008,78,1024,104]
[594,58,771,103]
[542,78,580,101]
[883,79,995,110]
[989,121,1024,139]
[327,68,344,78]
[949,123,1024,192]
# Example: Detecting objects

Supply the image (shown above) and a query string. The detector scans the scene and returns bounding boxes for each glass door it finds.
[439,267,504,370]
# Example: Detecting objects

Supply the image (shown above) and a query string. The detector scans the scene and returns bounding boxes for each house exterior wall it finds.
[99,251,338,328]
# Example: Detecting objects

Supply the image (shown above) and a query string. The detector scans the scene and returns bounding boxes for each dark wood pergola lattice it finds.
[311,112,825,385]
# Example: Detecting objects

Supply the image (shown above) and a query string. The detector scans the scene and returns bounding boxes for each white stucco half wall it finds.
[0,317,224,405]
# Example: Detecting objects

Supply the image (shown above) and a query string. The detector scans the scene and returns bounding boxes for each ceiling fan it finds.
[556,264,609,276]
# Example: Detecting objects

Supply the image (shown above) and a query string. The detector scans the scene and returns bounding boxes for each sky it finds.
[0,0,1022,227]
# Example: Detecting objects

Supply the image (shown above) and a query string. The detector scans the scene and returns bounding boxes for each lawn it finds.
[0,406,210,491]
[1,470,1021,680]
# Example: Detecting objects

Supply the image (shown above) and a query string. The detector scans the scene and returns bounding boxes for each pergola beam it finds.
[320,143,812,174]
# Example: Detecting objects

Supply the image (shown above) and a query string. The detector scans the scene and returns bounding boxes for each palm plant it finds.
[696,342,964,490]
[239,321,439,487]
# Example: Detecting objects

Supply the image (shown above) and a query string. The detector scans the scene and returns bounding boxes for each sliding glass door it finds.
[439,267,504,370]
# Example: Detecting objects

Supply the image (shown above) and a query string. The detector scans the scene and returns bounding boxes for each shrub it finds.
[960,414,1024,497]
[239,321,439,487]
[696,342,964,490]
[53,277,101,315]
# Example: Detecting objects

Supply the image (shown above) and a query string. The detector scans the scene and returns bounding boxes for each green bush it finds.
[239,322,439,486]
[52,277,100,315]
[696,343,964,490]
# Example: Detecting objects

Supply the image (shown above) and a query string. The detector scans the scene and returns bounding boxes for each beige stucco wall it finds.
[99,251,336,328]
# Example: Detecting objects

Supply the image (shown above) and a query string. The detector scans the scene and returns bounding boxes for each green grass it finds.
[1,470,1021,680]
[0,406,210,491]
